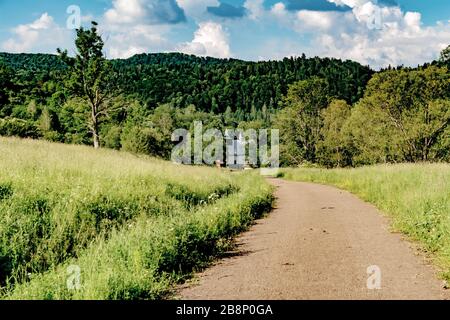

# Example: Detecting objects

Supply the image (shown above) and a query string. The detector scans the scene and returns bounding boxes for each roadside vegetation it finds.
[280,164,450,280]
[0,137,273,299]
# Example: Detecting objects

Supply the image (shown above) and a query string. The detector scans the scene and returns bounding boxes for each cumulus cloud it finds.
[315,6,449,68]
[105,0,186,25]
[271,2,288,17]
[244,0,265,20]
[178,22,231,58]
[268,1,450,68]
[296,10,343,31]
[270,2,347,32]
[329,0,398,8]
[103,24,172,59]
[2,13,70,53]
[176,0,220,20]
[101,0,188,58]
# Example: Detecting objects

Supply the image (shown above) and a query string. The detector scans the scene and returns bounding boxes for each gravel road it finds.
[179,179,448,300]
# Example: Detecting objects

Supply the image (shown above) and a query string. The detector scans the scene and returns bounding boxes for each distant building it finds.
[225,131,246,170]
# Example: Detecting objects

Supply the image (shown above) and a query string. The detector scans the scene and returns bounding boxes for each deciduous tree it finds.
[275,78,331,165]
[58,21,114,148]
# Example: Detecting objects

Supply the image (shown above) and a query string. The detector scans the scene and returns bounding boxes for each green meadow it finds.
[0,137,273,299]
[2,136,450,299]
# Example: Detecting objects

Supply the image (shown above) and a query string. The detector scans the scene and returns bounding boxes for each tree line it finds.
[0,22,448,167]
[276,64,450,167]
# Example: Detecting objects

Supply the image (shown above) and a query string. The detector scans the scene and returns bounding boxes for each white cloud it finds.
[267,1,450,68]
[176,0,219,20]
[329,0,385,8]
[271,2,286,15]
[270,2,350,32]
[29,13,54,29]
[244,0,265,20]
[105,0,146,24]
[253,37,310,61]
[105,0,186,25]
[101,0,191,59]
[102,24,172,59]
[109,45,147,59]
[2,13,70,53]
[317,5,450,68]
[102,0,233,60]
[404,11,421,31]
[178,22,231,58]
[295,10,339,31]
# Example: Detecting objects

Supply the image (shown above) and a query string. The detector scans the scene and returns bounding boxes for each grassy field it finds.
[280,164,450,280]
[0,137,273,300]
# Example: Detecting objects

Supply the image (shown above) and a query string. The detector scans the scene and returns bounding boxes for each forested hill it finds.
[0,52,66,71]
[0,52,373,114]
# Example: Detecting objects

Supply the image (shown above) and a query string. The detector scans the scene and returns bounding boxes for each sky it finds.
[0,0,449,69]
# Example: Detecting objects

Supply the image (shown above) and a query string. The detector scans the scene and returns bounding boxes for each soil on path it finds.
[178,179,448,300]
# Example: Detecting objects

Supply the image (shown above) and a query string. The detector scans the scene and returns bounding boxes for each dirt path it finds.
[178,179,448,300]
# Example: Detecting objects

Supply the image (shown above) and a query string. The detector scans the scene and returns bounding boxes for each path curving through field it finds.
[178,179,448,300]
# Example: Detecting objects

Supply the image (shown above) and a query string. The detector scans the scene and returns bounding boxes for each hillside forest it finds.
[0,23,449,168]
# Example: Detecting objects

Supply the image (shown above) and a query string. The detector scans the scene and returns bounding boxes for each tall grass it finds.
[280,163,450,279]
[0,137,273,299]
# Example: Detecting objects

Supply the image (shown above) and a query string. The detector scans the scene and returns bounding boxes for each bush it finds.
[0,117,41,138]
[101,125,122,150]
[43,131,63,142]
[121,126,166,157]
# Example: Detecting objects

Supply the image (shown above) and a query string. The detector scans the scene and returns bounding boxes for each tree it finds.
[59,98,91,145]
[58,21,114,148]
[342,102,398,166]
[415,99,450,160]
[275,78,331,165]
[0,63,12,115]
[317,100,352,167]
[354,66,450,162]
[440,45,450,63]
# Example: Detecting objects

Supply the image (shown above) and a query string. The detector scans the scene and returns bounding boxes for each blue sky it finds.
[0,0,449,68]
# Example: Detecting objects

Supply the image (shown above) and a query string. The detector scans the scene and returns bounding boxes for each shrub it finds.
[121,126,165,157]
[0,117,41,138]
[101,125,122,150]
